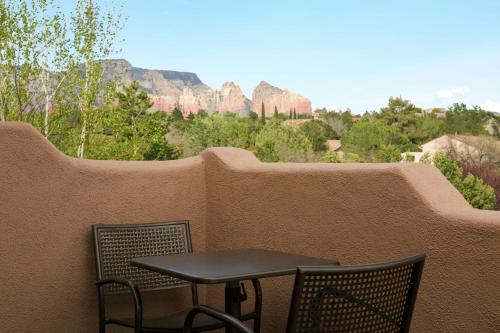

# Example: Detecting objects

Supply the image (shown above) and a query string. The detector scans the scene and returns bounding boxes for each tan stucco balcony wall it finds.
[1,122,499,333]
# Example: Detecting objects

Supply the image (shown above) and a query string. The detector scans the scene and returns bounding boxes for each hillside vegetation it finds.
[0,0,498,210]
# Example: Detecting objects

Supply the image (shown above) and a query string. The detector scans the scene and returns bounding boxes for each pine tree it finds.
[293,108,297,119]
[261,101,266,124]
[171,106,184,122]
[289,108,292,119]
[274,105,278,117]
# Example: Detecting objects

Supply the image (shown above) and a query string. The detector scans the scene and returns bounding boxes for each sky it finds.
[63,0,500,114]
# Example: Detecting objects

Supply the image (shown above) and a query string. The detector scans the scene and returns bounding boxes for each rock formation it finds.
[252,81,312,117]
[215,82,251,115]
[101,60,311,117]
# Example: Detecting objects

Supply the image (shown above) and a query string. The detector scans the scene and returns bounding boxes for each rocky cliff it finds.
[252,80,312,116]
[101,60,310,117]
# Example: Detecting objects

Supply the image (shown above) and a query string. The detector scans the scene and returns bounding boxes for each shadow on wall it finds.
[0,122,499,333]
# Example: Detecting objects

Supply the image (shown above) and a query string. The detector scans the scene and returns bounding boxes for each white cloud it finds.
[481,100,500,112]
[436,85,470,99]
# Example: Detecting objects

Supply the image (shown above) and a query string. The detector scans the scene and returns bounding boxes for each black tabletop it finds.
[130,248,339,284]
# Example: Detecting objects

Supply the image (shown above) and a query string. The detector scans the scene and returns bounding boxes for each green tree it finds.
[0,0,70,137]
[407,115,445,144]
[0,0,40,123]
[248,111,258,120]
[299,119,335,152]
[289,108,292,119]
[376,144,402,162]
[0,0,123,159]
[461,174,496,210]
[320,110,352,139]
[197,110,208,118]
[273,105,278,117]
[320,151,341,163]
[425,153,496,210]
[116,81,151,114]
[37,0,70,138]
[70,0,123,158]
[255,120,313,162]
[376,97,426,145]
[445,103,489,135]
[86,81,178,160]
[380,96,421,115]
[171,106,184,122]
[342,122,408,162]
[185,112,256,154]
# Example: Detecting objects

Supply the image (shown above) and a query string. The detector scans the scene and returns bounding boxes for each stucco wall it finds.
[0,123,207,333]
[1,122,499,332]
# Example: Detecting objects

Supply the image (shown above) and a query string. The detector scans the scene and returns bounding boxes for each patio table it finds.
[130,248,338,333]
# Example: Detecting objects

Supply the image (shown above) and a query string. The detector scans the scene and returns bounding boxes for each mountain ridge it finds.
[101,59,312,117]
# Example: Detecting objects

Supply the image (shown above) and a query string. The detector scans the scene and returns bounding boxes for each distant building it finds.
[326,140,342,151]
[402,135,500,163]
[351,114,362,122]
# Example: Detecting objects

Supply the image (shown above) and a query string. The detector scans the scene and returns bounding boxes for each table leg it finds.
[225,281,242,333]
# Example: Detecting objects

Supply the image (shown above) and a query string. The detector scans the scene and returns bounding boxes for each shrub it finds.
[460,163,500,210]
[299,120,335,152]
[255,121,313,162]
[320,151,342,163]
[341,122,408,162]
[376,144,403,162]
[460,174,496,210]
[425,153,496,210]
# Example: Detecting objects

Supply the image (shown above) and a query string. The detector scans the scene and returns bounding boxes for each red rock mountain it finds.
[102,60,311,117]
[252,80,312,116]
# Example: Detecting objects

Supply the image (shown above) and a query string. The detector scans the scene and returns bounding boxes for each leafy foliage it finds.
[424,153,496,210]
[0,0,123,159]
[460,162,500,210]
[341,122,407,162]
[299,119,336,152]
[315,109,353,139]
[184,112,258,154]
[255,120,313,162]
[1,2,497,213]
[320,151,342,163]
[376,144,403,162]
[445,103,489,135]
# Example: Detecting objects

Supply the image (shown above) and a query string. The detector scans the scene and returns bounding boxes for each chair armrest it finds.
[96,278,143,333]
[184,305,254,333]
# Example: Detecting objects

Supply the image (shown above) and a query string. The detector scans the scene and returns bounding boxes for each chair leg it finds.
[99,321,105,333]
[252,279,262,333]
[98,287,106,333]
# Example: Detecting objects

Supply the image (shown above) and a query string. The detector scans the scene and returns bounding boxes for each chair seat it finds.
[110,308,254,332]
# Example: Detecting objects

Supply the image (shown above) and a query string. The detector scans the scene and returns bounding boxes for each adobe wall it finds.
[1,122,499,333]
[202,148,500,333]
[0,123,207,333]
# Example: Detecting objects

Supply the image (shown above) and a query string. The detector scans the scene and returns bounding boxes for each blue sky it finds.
[66,0,500,114]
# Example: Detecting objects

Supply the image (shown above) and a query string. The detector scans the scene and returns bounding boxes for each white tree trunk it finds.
[77,63,90,159]
[77,118,87,159]
[42,70,50,137]
[0,78,5,122]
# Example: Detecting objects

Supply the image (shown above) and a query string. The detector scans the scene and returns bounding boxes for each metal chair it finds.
[93,221,262,333]
[185,253,426,333]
